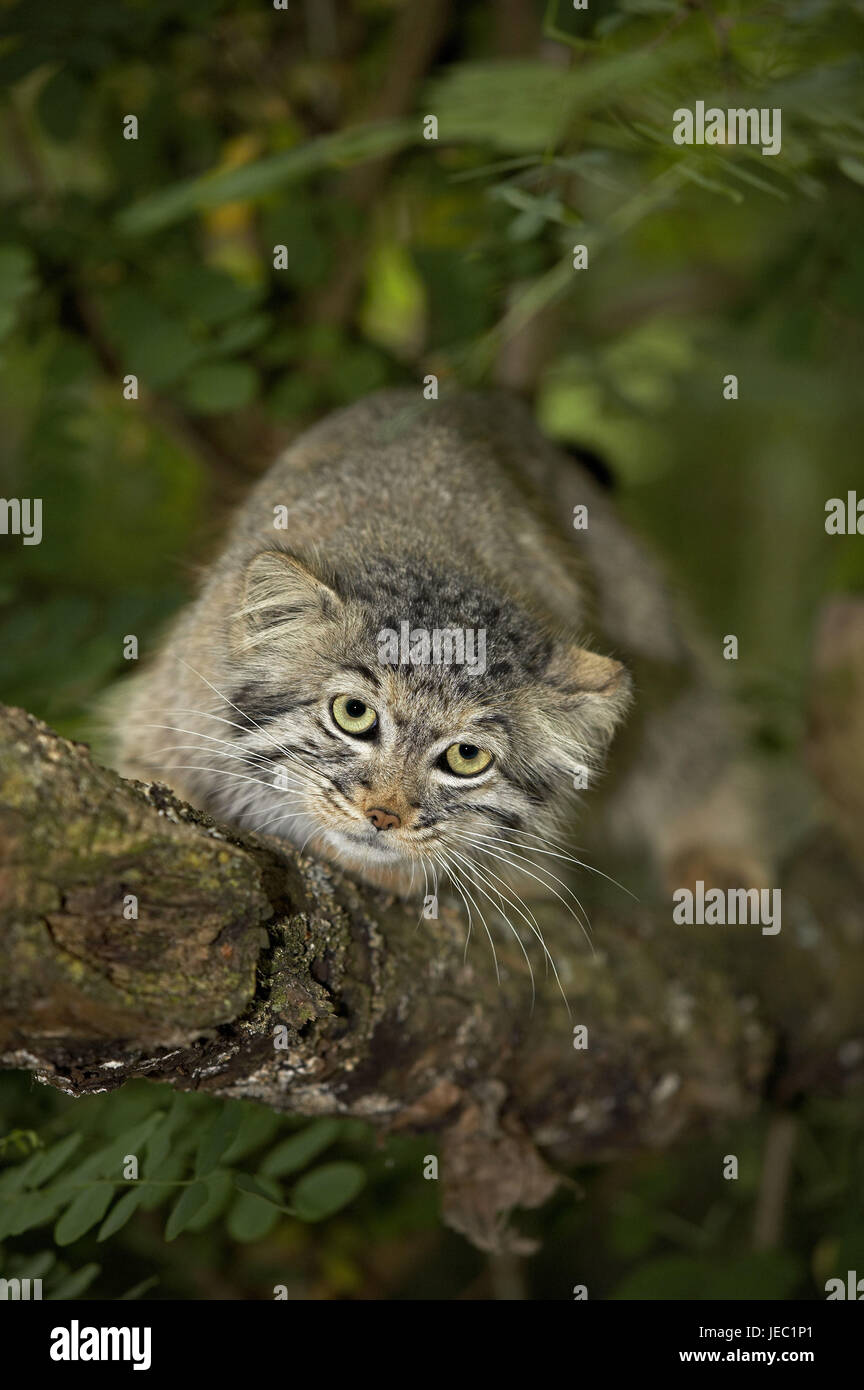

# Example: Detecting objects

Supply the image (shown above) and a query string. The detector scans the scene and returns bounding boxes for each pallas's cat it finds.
[113,391,635,896]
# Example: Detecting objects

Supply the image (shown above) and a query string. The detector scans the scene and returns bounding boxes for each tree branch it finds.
[1,677,862,1249]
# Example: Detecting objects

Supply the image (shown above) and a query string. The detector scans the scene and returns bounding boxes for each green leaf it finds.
[144,1124,172,1175]
[157,267,261,326]
[0,1155,42,1199]
[49,1263,101,1300]
[139,1155,186,1211]
[72,1112,166,1183]
[109,1106,167,1162]
[210,313,271,357]
[97,1186,145,1241]
[184,1169,234,1232]
[9,1250,55,1281]
[359,242,426,357]
[117,120,416,236]
[26,1134,84,1188]
[839,155,864,186]
[182,362,258,413]
[195,1103,246,1178]
[260,1120,341,1179]
[233,1173,286,1206]
[164,1181,209,1241]
[0,1128,41,1159]
[227,1174,285,1242]
[291,1162,366,1222]
[677,162,743,203]
[423,50,690,153]
[424,62,574,151]
[55,1184,115,1246]
[0,1189,65,1239]
[99,287,206,389]
[220,1106,282,1165]
[266,373,322,421]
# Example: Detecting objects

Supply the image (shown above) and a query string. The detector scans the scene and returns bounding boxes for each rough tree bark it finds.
[1,604,863,1250]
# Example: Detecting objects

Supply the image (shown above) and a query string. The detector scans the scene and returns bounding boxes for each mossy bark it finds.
[2,623,863,1249]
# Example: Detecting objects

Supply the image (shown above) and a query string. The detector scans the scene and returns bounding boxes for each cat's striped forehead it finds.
[344,662,513,747]
[341,556,554,688]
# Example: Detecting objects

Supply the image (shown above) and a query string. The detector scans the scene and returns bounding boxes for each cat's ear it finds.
[541,643,632,764]
[235,549,342,649]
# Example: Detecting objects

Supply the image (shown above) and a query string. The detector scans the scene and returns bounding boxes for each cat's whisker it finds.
[463,855,564,1006]
[444,847,538,1013]
[173,658,326,786]
[422,853,444,932]
[133,705,328,781]
[458,846,551,979]
[254,742,329,786]
[253,808,307,839]
[452,827,593,931]
[458,838,594,956]
[249,737,328,787]
[137,723,318,785]
[250,795,315,822]
[143,762,300,801]
[142,738,309,787]
[434,850,500,988]
[447,845,573,1015]
[438,849,473,966]
[416,855,430,931]
[451,830,595,958]
[433,850,476,967]
[429,856,447,945]
[134,721,276,766]
[438,849,507,989]
[144,762,310,823]
[297,821,326,859]
[140,759,312,844]
[132,703,260,739]
[467,825,638,901]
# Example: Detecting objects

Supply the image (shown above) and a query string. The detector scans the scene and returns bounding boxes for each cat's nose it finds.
[366,807,401,832]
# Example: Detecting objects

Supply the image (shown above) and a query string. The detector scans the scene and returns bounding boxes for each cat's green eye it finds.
[444,742,493,777]
[332,694,378,736]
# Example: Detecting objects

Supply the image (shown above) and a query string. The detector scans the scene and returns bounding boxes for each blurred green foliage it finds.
[0,1087,368,1252]
[2,1074,863,1300]
[0,1076,444,1300]
[1,0,863,1298]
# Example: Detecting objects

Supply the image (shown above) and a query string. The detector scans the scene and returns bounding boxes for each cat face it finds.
[199,549,631,888]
